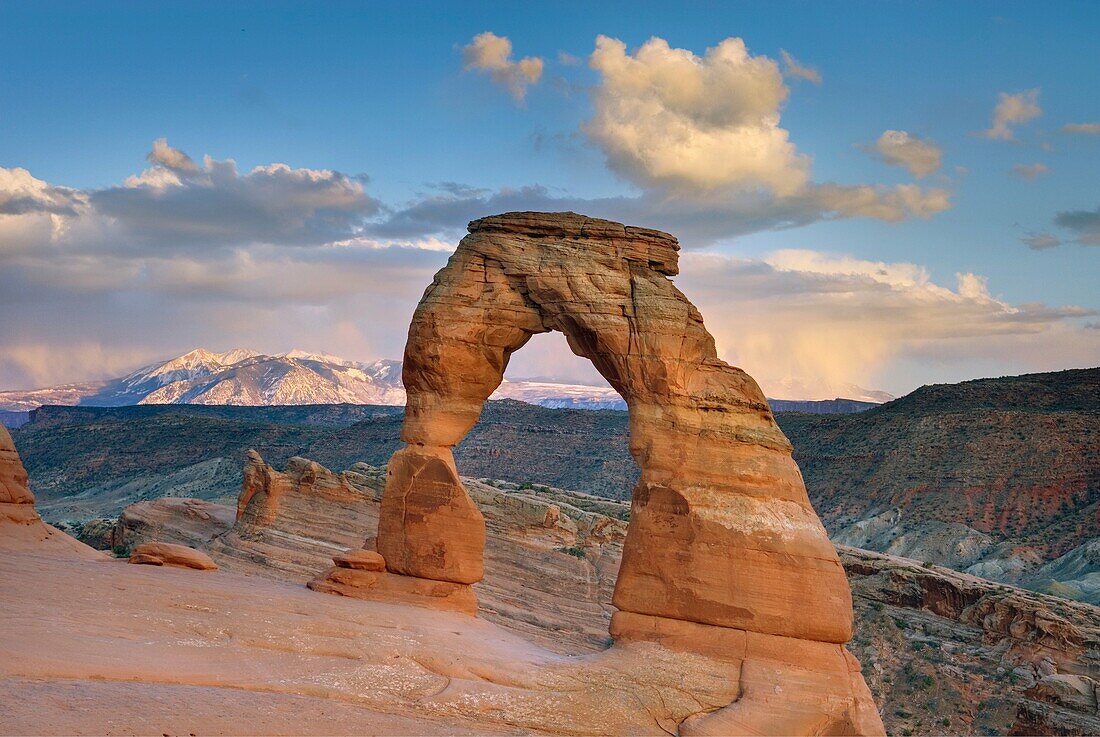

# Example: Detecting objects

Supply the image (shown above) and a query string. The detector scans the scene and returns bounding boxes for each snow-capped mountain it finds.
[0,348,892,415]
[492,380,626,410]
[0,349,622,411]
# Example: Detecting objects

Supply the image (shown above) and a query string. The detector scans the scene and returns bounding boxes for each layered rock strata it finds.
[154,452,626,652]
[312,211,881,734]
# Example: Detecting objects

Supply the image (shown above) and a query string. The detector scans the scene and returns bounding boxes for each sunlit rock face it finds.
[0,425,100,555]
[0,425,35,510]
[312,211,883,735]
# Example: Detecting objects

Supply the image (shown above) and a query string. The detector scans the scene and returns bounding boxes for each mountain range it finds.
[0,347,888,418]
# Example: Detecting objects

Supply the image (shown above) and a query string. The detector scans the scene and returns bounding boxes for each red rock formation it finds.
[313,212,882,734]
[116,497,235,551]
[128,542,218,570]
[0,425,36,515]
[375,445,485,584]
[0,425,100,556]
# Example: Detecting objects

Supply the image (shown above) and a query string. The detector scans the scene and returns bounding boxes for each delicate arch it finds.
[373,211,853,643]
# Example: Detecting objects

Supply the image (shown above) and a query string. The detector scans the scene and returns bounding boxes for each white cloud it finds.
[462,32,543,103]
[977,89,1042,141]
[862,130,943,178]
[0,139,1055,398]
[575,36,950,231]
[779,50,821,85]
[366,180,950,247]
[88,141,382,251]
[148,137,199,173]
[557,51,582,67]
[677,250,1097,397]
[0,166,84,217]
[586,35,807,195]
[1062,122,1100,135]
[1010,162,1049,180]
[0,144,443,390]
[812,183,951,221]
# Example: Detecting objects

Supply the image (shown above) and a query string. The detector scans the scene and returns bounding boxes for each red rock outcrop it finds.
[0,425,100,556]
[0,425,36,515]
[199,452,626,651]
[116,497,235,551]
[313,212,882,734]
[128,542,218,570]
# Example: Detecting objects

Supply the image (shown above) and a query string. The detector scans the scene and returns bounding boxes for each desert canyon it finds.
[2,215,1097,736]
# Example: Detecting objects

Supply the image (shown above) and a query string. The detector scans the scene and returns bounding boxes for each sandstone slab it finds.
[129,542,218,570]
[108,460,1100,735]
[333,548,386,571]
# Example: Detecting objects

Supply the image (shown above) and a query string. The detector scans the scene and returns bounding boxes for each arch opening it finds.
[331,212,855,644]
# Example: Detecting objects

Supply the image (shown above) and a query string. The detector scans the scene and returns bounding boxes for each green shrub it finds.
[556,546,586,559]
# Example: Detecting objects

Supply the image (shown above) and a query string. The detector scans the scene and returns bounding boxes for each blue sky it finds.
[0,1,1097,397]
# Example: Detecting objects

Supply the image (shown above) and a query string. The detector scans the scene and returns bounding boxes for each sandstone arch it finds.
[313,212,884,734]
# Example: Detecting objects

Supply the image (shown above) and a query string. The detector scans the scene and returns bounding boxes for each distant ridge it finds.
[0,347,887,419]
[0,348,626,415]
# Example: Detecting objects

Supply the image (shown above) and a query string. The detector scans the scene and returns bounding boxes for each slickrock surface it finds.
[0,541,757,736]
[315,211,878,733]
[0,425,100,556]
[128,541,218,570]
[115,462,1100,735]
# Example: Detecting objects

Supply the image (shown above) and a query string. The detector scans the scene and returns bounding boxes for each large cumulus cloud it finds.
[370,35,952,246]
[91,140,382,252]
[676,251,1097,397]
[585,35,808,196]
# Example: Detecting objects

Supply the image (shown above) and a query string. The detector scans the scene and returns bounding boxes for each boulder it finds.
[128,553,164,566]
[308,567,477,616]
[333,548,386,571]
[129,542,218,571]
